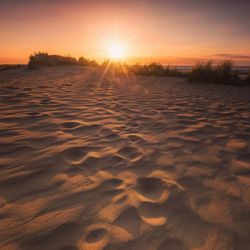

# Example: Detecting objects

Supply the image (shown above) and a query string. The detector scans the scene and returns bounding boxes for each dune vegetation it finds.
[245,73,250,84]
[188,61,242,84]
[27,53,250,85]
[128,63,185,77]
[28,52,98,68]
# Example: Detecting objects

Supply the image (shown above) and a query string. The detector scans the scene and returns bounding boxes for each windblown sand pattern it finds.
[0,67,250,250]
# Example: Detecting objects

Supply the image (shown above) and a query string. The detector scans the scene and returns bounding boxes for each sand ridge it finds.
[0,66,250,250]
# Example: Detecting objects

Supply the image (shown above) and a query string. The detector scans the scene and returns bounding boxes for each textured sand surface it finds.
[0,66,250,250]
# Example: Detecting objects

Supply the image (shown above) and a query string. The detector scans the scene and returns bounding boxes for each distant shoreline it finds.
[1,64,250,71]
[163,65,250,74]
[1,64,249,77]
[0,64,26,71]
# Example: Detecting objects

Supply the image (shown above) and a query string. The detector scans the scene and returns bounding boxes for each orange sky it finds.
[1,0,250,65]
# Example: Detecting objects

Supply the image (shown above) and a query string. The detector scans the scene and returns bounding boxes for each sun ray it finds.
[99,60,112,84]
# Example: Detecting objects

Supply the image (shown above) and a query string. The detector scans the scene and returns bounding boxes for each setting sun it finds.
[108,42,125,60]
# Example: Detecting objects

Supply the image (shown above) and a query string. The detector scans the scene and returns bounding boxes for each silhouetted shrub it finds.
[189,61,214,83]
[28,52,78,68]
[78,57,98,66]
[146,63,164,76]
[215,61,240,84]
[189,61,240,84]
[101,59,111,67]
[245,73,250,84]
[28,52,98,68]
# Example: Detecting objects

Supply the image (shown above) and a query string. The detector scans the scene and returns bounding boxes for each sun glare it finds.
[108,42,125,60]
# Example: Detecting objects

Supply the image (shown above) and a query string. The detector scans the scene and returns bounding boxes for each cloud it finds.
[213,54,250,59]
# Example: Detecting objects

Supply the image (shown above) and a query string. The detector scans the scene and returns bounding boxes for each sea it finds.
[165,65,250,75]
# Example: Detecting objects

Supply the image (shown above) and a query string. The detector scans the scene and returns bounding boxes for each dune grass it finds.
[245,73,250,84]
[129,63,185,77]
[127,61,249,84]
[188,61,241,84]
[27,53,249,85]
[99,61,185,78]
[78,57,98,67]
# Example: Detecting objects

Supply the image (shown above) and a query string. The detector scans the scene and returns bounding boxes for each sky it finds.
[1,0,250,65]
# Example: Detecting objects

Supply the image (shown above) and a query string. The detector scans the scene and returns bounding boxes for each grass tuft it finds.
[129,63,185,77]
[189,60,240,84]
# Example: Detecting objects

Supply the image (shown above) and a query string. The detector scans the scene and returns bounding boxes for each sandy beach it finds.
[0,66,250,250]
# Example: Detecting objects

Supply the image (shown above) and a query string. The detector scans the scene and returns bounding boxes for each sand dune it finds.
[0,66,250,250]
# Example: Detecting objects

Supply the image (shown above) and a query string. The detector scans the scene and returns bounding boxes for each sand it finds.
[0,66,250,250]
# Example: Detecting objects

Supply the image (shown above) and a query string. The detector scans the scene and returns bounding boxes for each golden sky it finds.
[1,0,250,65]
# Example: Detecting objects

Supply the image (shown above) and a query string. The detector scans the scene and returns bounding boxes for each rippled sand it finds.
[0,66,250,250]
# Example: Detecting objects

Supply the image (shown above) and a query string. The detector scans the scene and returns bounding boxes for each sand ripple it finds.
[0,67,250,249]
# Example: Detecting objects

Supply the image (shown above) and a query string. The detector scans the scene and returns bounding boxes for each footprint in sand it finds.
[158,237,189,250]
[135,177,169,226]
[61,146,88,163]
[118,146,142,161]
[101,178,123,189]
[138,201,167,226]
[127,134,145,143]
[60,121,81,129]
[136,177,164,200]
[86,228,107,243]
[114,206,142,236]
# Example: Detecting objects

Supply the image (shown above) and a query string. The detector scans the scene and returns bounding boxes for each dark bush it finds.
[78,57,98,66]
[189,60,240,84]
[129,63,184,77]
[189,61,214,83]
[28,52,98,68]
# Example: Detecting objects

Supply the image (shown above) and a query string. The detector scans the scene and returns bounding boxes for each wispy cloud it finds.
[213,54,250,59]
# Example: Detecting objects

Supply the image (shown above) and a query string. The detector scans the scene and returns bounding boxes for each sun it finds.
[108,42,125,60]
